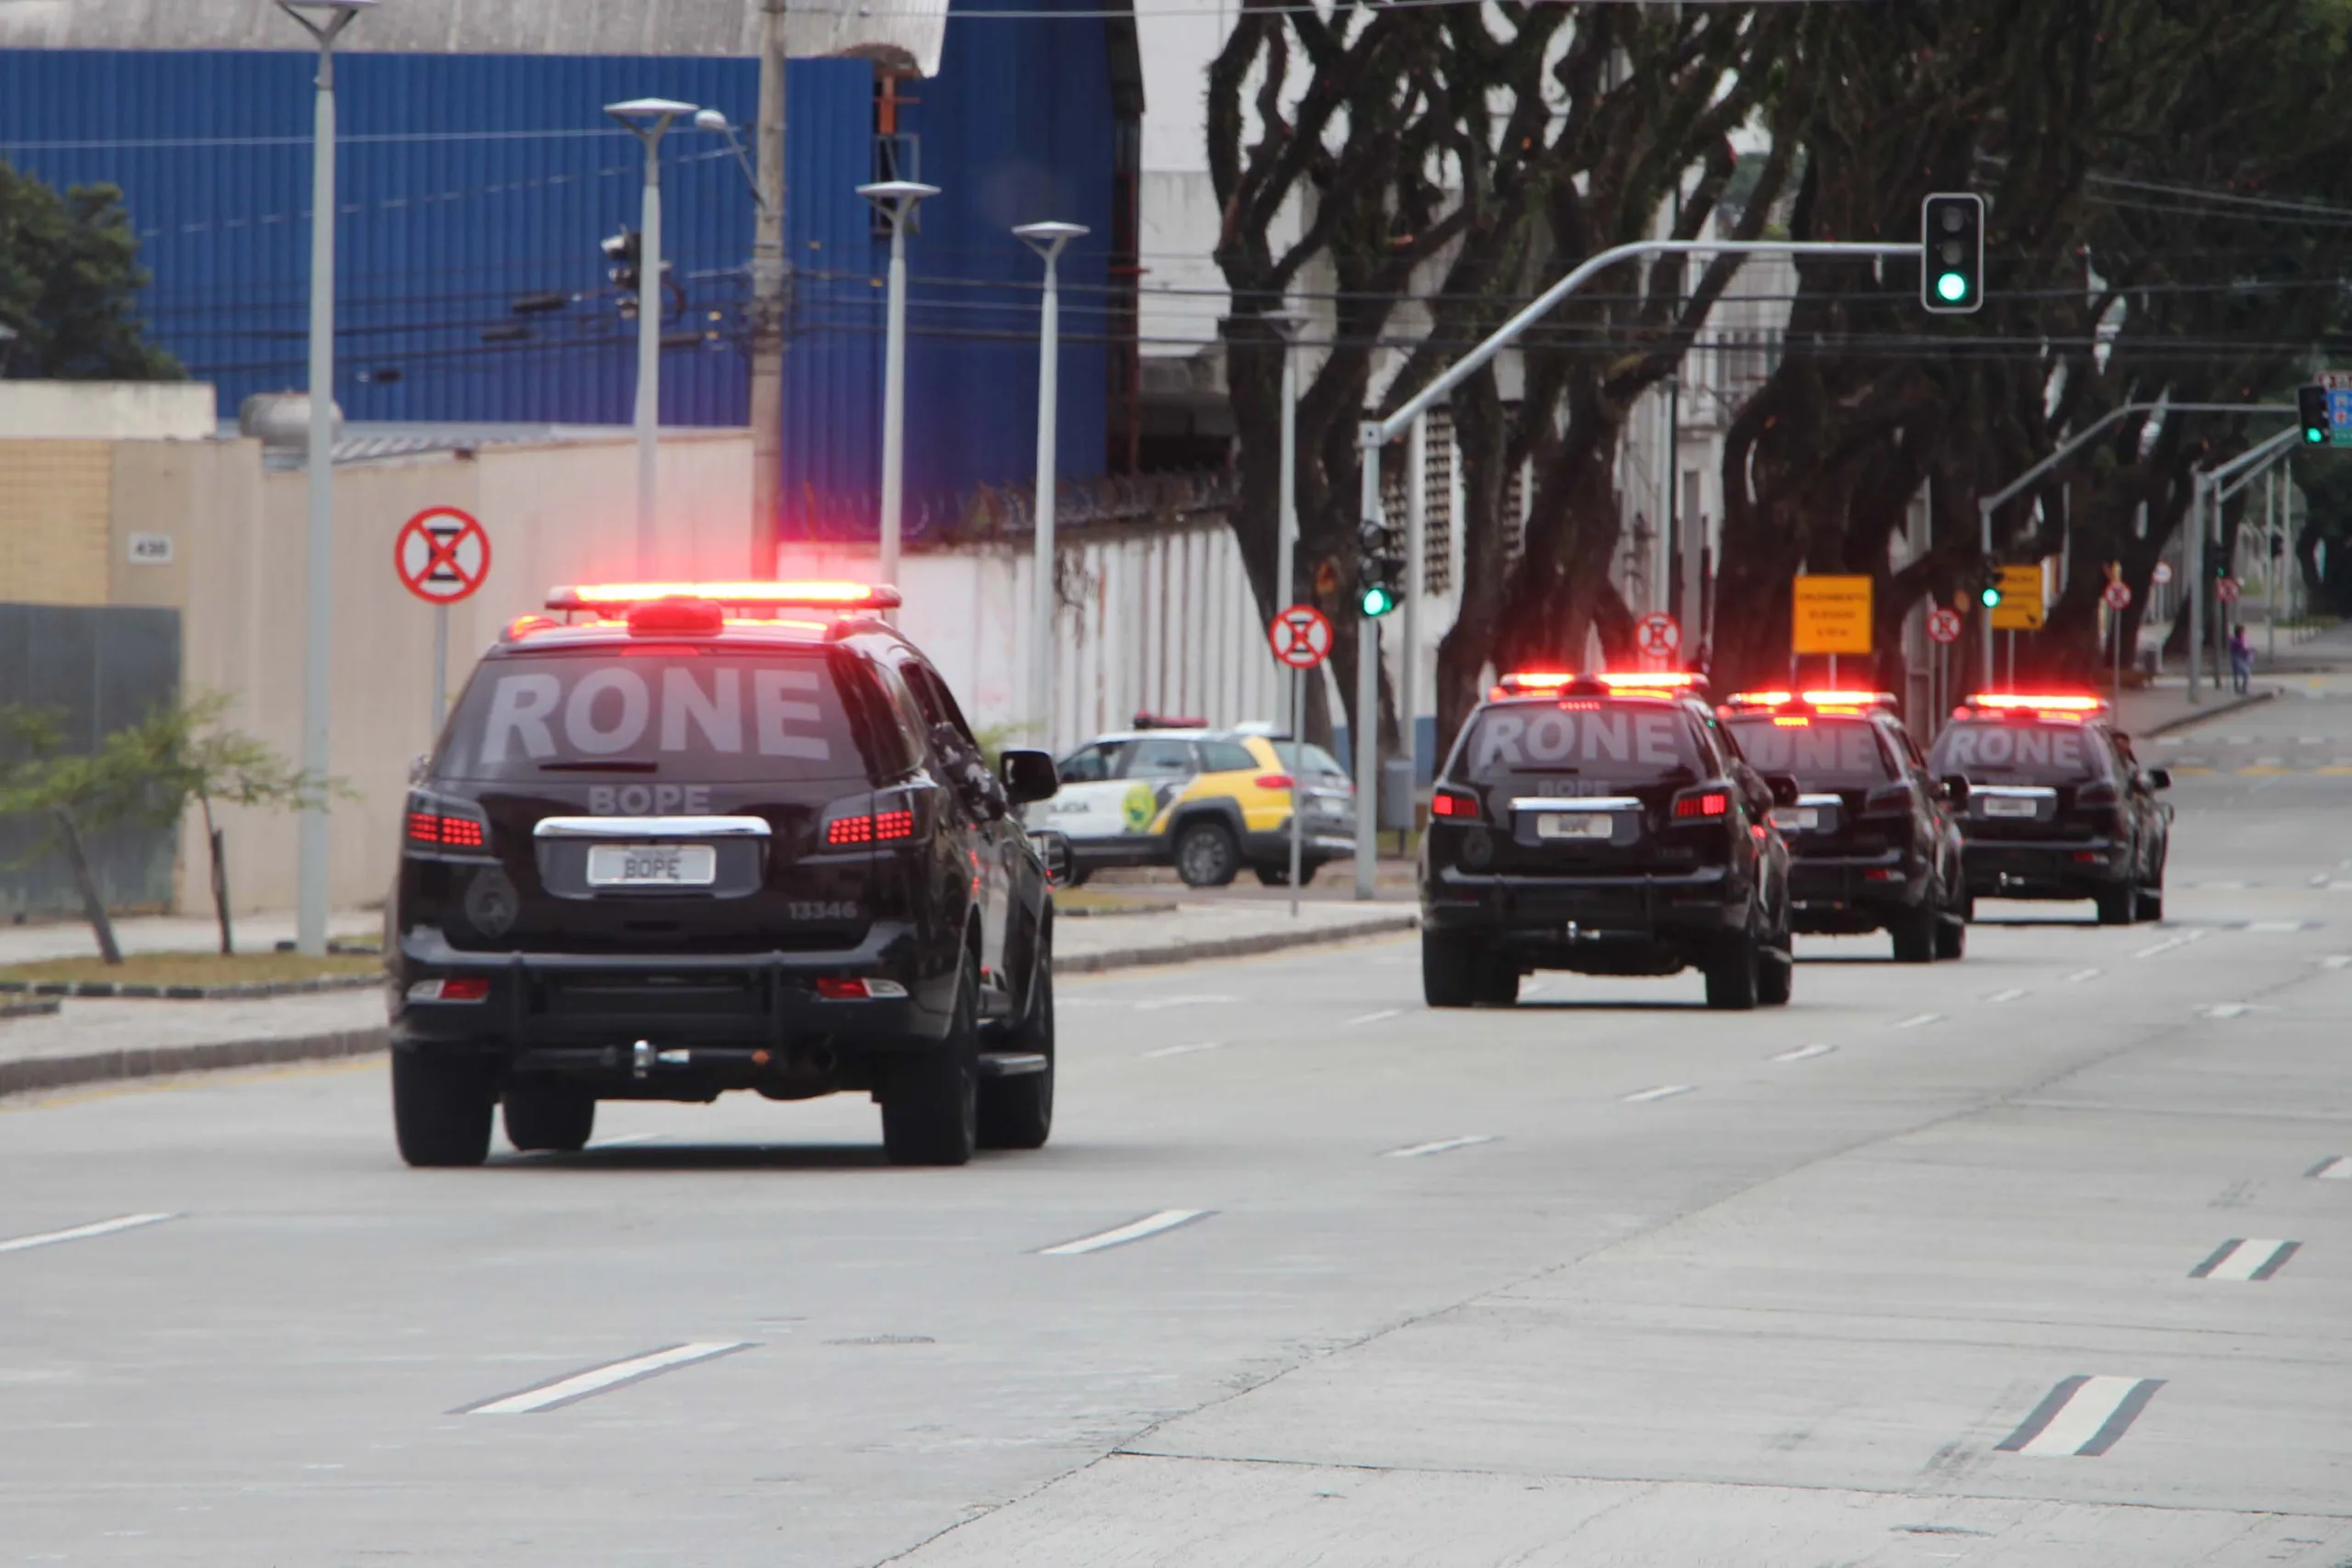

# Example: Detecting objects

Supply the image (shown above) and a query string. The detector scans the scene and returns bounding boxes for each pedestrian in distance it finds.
[2230,625,2253,695]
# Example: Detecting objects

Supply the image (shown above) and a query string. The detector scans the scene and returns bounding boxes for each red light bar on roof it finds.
[1494,670,1702,697]
[1964,693,2107,713]
[547,581,903,613]
[1494,671,1579,694]
[1595,671,1702,688]
[1801,690,1897,708]
[1723,690,1793,709]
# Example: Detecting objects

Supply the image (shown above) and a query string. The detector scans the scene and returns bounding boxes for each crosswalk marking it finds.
[2189,1237,2301,1281]
[1996,1375,2165,1457]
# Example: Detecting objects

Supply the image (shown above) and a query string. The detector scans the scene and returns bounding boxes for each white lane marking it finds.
[1133,995,1239,1012]
[2064,967,2102,983]
[2310,1156,2351,1179]
[1344,1008,1404,1026]
[2198,879,2249,890]
[2301,736,2326,745]
[0,1213,175,1256]
[587,1132,662,1149]
[2320,956,2352,970]
[2254,759,2286,768]
[2312,874,2331,888]
[2134,931,2207,959]
[1997,1375,2165,1457]
[1040,1209,1212,1256]
[1381,1134,1498,1159]
[1894,1012,1944,1029]
[2190,1237,2301,1281]
[2201,1002,2256,1019]
[1986,988,2028,1004]
[460,1342,752,1416]
[1621,1084,1693,1103]
[1771,1043,1836,1064]
[2245,920,2306,932]
[1141,1041,1224,1059]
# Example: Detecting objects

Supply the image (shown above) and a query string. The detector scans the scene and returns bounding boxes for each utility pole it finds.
[748,0,788,576]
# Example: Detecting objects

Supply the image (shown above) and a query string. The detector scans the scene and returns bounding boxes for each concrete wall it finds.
[0,381,216,441]
[0,442,114,604]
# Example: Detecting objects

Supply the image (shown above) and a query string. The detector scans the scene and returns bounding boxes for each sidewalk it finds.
[0,908,381,967]
[2114,677,2280,739]
[0,897,1418,1099]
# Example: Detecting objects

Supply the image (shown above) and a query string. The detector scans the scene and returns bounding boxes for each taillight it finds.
[2075,782,2120,808]
[1673,789,1730,820]
[1431,785,1481,821]
[406,798,488,852]
[827,807,919,847]
[814,976,910,1000]
[1257,773,1295,791]
[407,977,490,1003]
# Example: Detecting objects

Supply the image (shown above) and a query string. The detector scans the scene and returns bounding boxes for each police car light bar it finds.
[1801,690,1897,708]
[1595,671,1703,688]
[1494,671,1579,693]
[1723,690,1794,709]
[547,581,904,613]
[1963,693,2106,712]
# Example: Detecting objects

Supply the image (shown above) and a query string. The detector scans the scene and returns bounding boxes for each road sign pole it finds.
[1288,665,1303,919]
[1827,653,1838,688]
[1355,423,1382,903]
[2188,477,2204,702]
[432,603,449,736]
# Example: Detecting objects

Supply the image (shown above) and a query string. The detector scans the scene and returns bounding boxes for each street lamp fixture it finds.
[605,96,698,579]
[858,180,940,603]
[1012,220,1089,749]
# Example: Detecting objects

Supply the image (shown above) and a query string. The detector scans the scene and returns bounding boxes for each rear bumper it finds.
[1244,824,1355,864]
[1423,866,1748,953]
[1788,852,1926,929]
[388,922,955,1061]
[1961,836,2130,899]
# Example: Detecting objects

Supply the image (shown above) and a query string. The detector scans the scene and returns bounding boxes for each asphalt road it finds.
[8,687,2352,1564]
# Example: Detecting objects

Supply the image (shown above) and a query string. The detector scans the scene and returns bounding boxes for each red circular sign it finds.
[2216,577,2241,604]
[1634,612,1681,659]
[1268,604,1334,671]
[2103,580,2132,611]
[1926,607,1962,645]
[2151,560,2174,586]
[395,507,492,605]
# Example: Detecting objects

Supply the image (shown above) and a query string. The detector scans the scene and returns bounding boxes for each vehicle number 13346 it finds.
[788,900,861,922]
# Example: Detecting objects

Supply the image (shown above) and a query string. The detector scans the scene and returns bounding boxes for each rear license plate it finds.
[1771,807,1818,832]
[1535,812,1614,841]
[1982,796,2040,819]
[586,843,718,887]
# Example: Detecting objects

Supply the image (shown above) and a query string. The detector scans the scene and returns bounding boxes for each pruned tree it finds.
[0,162,181,380]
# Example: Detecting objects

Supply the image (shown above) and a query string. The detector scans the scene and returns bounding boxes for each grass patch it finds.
[0,950,381,988]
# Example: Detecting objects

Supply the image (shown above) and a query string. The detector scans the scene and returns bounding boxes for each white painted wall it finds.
[0,380,215,441]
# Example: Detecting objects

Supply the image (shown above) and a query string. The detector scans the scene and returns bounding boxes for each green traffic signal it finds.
[1361,583,1399,618]
[1978,584,2003,609]
[1936,272,1969,304]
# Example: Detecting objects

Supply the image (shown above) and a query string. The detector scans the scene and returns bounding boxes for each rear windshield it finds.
[1927,720,2111,784]
[435,649,876,784]
[1722,716,1896,787]
[1272,741,1349,781]
[1452,700,1703,789]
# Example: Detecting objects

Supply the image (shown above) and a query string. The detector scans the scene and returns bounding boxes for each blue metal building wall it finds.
[0,10,1119,542]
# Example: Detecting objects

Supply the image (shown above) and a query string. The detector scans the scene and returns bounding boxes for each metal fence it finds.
[0,604,182,922]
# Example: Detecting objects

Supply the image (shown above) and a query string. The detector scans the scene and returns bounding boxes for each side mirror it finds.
[1763,773,1801,809]
[1026,828,1075,887]
[1940,774,1970,807]
[1001,748,1060,807]
[409,753,431,785]
[2145,767,2172,792]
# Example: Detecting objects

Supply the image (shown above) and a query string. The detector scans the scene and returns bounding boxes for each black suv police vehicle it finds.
[388,581,1064,1169]
[1419,671,1796,1010]
[1719,690,1969,963]
[1924,692,2172,925]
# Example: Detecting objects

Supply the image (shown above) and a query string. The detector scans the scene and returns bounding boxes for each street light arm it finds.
[1978,400,2295,518]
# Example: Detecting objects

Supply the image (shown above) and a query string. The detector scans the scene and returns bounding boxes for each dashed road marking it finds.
[1771,1043,1836,1063]
[0,1213,175,1256]
[2201,1002,2256,1020]
[1040,1209,1213,1256]
[1996,1375,2165,1457]
[1141,1041,1224,1059]
[1894,1012,1944,1029]
[2064,967,2102,983]
[2322,956,2352,970]
[2309,1156,2350,1179]
[2244,920,2307,933]
[1381,1134,1498,1159]
[458,1342,753,1416]
[1344,1008,1404,1026]
[1621,1084,1693,1103]
[1133,994,1240,1012]
[2134,931,2207,959]
[1986,988,2027,1004]
[2190,1237,2301,1281]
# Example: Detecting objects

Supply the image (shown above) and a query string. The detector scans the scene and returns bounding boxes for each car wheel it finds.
[1960,893,1976,924]
[1934,908,1967,960]
[2136,880,2164,922]
[2095,888,2134,926]
[881,955,980,1166]
[392,1050,494,1168]
[1174,820,1240,887]
[1422,931,1478,1008]
[1057,863,1091,891]
[978,923,1054,1151]
[1890,904,1936,964]
[1471,958,1521,1008]
[503,1079,594,1153]
[1705,927,1760,1010]
[1758,921,1793,1006]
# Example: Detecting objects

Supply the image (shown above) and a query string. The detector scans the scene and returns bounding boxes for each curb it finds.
[1053,913,1419,975]
[0,998,62,1021]
[2129,686,2277,738]
[0,918,1420,1100]
[0,1026,390,1100]
[0,974,380,1002]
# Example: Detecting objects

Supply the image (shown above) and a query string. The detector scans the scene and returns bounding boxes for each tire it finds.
[1890,905,1936,964]
[392,1050,494,1168]
[1253,861,1318,888]
[503,1079,595,1153]
[1174,820,1240,887]
[1960,893,1977,924]
[1758,928,1793,1007]
[2137,882,2164,922]
[1471,959,1521,1008]
[978,923,1054,1151]
[2095,887,2134,926]
[881,956,979,1166]
[1705,927,1760,1010]
[1934,908,1967,961]
[1422,930,1478,1008]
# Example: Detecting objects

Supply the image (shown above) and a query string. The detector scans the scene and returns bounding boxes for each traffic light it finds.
[1358,516,1406,618]
[2209,540,2230,581]
[1920,193,1984,314]
[2300,383,2331,446]
[603,227,642,317]
[1974,560,2003,609]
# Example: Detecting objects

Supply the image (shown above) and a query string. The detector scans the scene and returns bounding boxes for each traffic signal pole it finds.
[1344,237,1921,899]
[2193,425,2305,699]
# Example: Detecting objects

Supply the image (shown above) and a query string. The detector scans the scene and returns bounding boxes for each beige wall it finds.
[0,380,216,441]
[0,441,114,604]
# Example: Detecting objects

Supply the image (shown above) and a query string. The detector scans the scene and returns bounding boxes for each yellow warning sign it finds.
[1992,564,2045,631]
[1791,575,1873,655]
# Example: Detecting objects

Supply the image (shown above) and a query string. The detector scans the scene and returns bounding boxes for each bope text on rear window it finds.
[1455,702,1702,787]
[1926,720,2109,783]
[435,651,872,783]
[1722,716,1894,786]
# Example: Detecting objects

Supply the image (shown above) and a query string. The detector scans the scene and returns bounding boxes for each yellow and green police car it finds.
[1037,724,1357,886]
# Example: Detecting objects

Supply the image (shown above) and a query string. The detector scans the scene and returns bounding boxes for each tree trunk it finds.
[52,807,122,966]
[202,793,233,956]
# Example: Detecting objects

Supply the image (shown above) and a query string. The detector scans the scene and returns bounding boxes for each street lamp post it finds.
[1013,220,1089,750]
[857,181,939,601]
[1265,309,1307,729]
[277,0,371,960]
[606,97,698,580]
